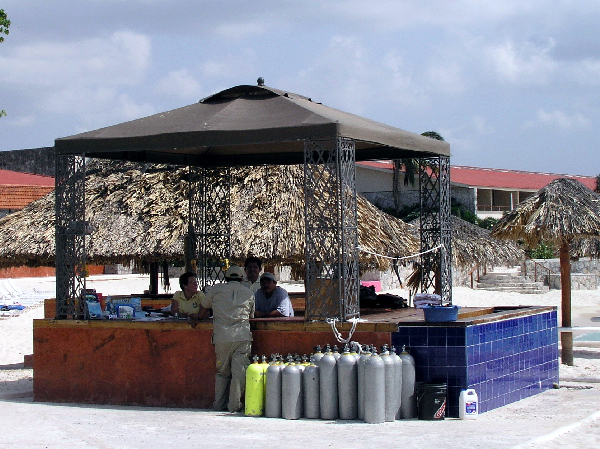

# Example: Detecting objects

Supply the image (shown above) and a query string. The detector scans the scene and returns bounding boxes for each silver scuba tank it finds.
[332,345,341,361]
[265,355,284,418]
[357,345,372,420]
[312,345,324,365]
[282,356,303,420]
[337,344,358,420]
[380,345,396,422]
[303,355,320,419]
[318,347,338,420]
[399,345,417,419]
[390,346,403,420]
[363,347,385,424]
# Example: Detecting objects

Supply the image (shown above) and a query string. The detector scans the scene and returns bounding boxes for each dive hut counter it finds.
[34,295,558,417]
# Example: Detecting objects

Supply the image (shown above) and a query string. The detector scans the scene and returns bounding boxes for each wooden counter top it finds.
[35,304,557,333]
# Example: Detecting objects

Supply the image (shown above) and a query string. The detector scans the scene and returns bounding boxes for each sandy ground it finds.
[1,274,600,449]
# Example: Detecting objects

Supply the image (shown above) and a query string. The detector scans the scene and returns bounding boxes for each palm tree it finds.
[392,131,445,213]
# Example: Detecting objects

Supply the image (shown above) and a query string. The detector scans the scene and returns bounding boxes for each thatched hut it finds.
[446,216,523,269]
[491,178,600,365]
[405,216,524,290]
[0,160,418,277]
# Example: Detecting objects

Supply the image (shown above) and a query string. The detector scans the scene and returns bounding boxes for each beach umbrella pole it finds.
[560,242,573,366]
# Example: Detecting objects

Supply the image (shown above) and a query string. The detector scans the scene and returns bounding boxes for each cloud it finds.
[526,109,591,130]
[1,30,151,87]
[426,62,465,94]
[293,37,430,117]
[472,115,494,135]
[486,39,557,84]
[571,58,600,85]
[42,86,156,130]
[213,21,266,40]
[155,69,203,100]
[0,30,154,132]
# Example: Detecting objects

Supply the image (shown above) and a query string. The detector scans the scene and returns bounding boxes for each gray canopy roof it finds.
[55,84,450,166]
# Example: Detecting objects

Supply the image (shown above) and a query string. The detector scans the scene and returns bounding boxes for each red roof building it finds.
[356,162,598,218]
[0,169,54,217]
[450,165,596,191]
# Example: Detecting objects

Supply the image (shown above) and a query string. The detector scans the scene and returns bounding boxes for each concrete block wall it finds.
[524,258,600,290]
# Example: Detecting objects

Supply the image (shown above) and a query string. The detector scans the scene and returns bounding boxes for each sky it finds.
[0,1,599,177]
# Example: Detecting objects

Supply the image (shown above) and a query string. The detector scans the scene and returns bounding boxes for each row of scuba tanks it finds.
[245,343,417,424]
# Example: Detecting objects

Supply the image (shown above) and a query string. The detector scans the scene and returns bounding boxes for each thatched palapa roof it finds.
[490,177,600,365]
[571,238,600,259]
[0,160,418,273]
[411,216,524,268]
[491,178,600,246]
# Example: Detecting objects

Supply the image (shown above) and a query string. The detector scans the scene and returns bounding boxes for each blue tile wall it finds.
[392,310,559,417]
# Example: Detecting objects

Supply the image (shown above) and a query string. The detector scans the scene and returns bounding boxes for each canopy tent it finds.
[54,83,450,164]
[52,81,451,320]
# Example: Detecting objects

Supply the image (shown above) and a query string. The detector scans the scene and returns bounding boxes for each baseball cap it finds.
[225,265,244,279]
[260,272,277,282]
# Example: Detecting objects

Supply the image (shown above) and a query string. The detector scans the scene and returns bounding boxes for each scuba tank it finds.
[337,344,358,420]
[260,354,269,398]
[332,345,341,361]
[281,356,303,420]
[245,355,266,416]
[399,345,417,419]
[265,355,284,418]
[319,346,338,420]
[390,346,403,420]
[303,355,320,419]
[312,345,324,365]
[349,344,360,363]
[363,347,385,424]
[380,345,396,422]
[357,345,372,420]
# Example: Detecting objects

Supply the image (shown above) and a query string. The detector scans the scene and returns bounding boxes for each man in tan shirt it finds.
[200,265,254,412]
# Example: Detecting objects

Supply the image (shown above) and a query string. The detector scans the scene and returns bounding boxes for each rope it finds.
[326,317,366,353]
[357,244,443,261]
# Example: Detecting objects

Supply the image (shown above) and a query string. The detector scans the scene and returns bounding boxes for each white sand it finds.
[1,274,599,448]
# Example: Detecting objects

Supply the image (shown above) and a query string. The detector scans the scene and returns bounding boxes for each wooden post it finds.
[559,241,573,366]
[149,262,159,295]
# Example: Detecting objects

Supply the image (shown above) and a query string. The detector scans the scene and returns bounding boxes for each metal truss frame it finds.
[304,138,359,321]
[419,156,452,304]
[55,150,449,318]
[55,154,87,319]
[194,167,232,288]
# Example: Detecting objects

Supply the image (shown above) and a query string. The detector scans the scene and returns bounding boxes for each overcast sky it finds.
[1,1,599,176]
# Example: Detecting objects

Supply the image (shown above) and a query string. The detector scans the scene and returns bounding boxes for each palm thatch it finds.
[491,178,600,246]
[0,160,418,275]
[410,216,524,269]
[571,238,600,259]
[490,178,600,366]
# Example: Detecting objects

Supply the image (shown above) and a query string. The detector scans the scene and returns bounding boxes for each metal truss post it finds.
[419,156,452,304]
[304,138,359,321]
[187,166,202,276]
[193,167,231,288]
[55,154,87,319]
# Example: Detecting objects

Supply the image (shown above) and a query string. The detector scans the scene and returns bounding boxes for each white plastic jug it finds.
[459,389,478,419]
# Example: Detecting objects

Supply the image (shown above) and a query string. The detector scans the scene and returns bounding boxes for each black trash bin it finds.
[417,383,447,420]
